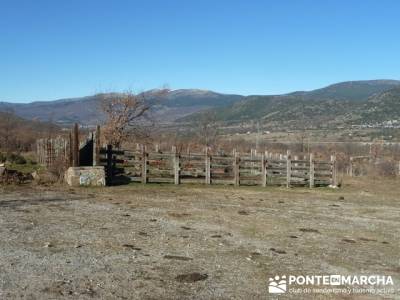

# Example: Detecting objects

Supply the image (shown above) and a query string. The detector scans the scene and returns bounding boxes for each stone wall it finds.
[65,167,105,187]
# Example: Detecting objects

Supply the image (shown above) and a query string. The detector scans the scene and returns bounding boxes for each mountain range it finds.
[0,90,244,126]
[179,80,400,128]
[1,80,399,129]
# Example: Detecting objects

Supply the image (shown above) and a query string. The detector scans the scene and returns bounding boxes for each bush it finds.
[375,161,397,177]
[48,158,67,181]
[7,153,27,164]
[0,152,5,163]
[363,160,398,177]
[27,158,37,165]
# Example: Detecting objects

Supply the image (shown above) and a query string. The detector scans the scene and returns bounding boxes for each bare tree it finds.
[0,109,15,151]
[196,112,220,149]
[100,90,168,148]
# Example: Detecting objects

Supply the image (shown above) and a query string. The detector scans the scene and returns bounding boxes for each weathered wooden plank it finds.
[331,155,337,187]
[261,154,267,187]
[141,147,148,184]
[233,151,240,186]
[173,149,180,185]
[286,150,291,188]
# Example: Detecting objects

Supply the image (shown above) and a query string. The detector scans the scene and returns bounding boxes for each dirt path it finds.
[0,179,399,299]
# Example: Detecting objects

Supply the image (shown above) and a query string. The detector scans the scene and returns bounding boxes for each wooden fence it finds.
[36,137,71,167]
[36,124,337,187]
[100,146,337,187]
[36,124,101,168]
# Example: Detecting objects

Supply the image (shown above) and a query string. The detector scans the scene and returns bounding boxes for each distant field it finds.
[0,178,399,299]
[222,128,400,145]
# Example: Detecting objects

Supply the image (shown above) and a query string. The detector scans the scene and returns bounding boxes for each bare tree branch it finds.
[99,90,169,147]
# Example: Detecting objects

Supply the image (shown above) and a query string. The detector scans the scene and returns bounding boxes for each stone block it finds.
[65,166,105,187]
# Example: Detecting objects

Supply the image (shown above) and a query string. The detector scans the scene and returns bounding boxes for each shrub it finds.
[48,157,67,181]
[375,161,397,177]
[7,153,27,164]
[27,158,37,165]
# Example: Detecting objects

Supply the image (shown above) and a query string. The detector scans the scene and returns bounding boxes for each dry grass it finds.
[0,177,399,299]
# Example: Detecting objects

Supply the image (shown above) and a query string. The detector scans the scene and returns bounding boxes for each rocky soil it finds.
[0,178,399,299]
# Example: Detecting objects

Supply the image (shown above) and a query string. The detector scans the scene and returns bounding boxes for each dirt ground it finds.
[0,177,399,299]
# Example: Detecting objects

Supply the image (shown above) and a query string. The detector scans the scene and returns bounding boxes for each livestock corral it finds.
[35,125,338,188]
[101,147,337,188]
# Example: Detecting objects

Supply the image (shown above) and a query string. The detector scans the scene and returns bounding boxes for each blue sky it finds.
[1,0,400,102]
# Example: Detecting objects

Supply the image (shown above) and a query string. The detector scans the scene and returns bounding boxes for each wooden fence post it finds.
[261,153,267,187]
[251,149,256,175]
[72,123,79,167]
[173,147,180,185]
[68,132,73,167]
[265,150,270,184]
[141,145,147,184]
[106,144,113,185]
[349,157,353,177]
[309,153,315,188]
[93,125,100,166]
[234,150,240,186]
[45,139,50,167]
[286,150,291,188]
[331,154,337,187]
[205,147,211,184]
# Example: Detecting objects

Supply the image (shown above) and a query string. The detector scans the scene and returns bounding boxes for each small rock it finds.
[211,234,222,238]
[342,238,356,244]
[175,273,208,283]
[163,255,193,261]
[31,171,40,180]
[359,237,377,242]
[270,248,287,254]
[299,228,320,234]
[122,244,141,250]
